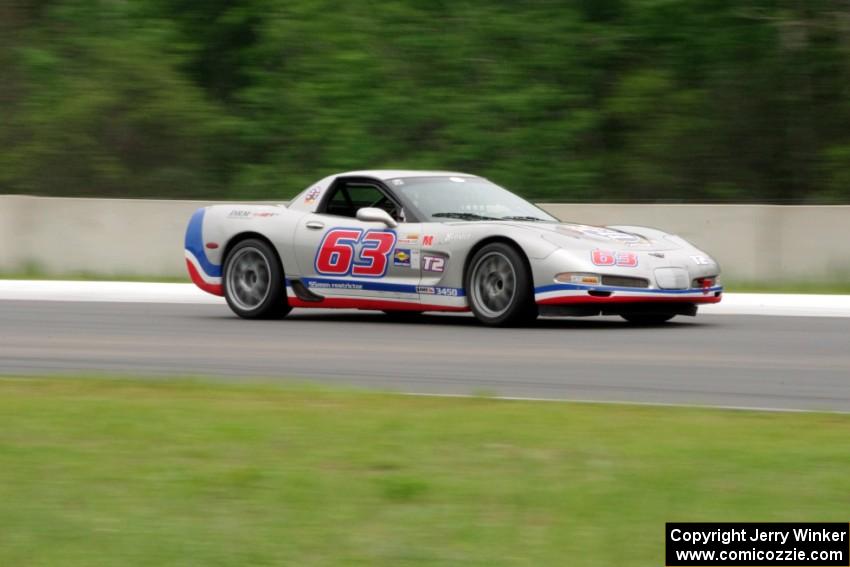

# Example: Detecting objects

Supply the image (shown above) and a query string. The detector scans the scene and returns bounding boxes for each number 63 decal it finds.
[591,249,638,268]
[315,228,397,277]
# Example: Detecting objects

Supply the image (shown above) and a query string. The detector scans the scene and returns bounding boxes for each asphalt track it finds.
[2,299,849,412]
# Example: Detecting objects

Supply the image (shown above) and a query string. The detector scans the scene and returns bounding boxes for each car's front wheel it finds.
[223,238,291,319]
[466,243,537,327]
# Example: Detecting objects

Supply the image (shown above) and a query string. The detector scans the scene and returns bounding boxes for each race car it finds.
[185,170,722,326]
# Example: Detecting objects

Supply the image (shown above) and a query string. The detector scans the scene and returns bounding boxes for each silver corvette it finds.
[185,170,722,326]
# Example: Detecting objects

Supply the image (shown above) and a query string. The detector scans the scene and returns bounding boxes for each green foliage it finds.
[2,0,850,202]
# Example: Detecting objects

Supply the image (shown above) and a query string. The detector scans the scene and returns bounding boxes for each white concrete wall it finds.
[0,196,235,278]
[539,204,850,282]
[1,195,848,282]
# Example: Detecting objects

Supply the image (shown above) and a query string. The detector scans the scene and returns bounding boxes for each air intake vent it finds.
[654,267,690,290]
[601,275,650,288]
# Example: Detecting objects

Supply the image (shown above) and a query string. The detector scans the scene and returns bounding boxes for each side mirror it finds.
[356,207,398,228]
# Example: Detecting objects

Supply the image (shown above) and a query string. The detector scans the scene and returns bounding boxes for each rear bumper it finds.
[184,207,224,297]
[185,251,223,296]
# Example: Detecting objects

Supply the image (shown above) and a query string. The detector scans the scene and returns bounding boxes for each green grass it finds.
[1,377,849,566]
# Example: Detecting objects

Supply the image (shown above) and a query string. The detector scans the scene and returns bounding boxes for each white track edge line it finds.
[2,375,844,415]
[402,391,850,415]
[0,280,849,317]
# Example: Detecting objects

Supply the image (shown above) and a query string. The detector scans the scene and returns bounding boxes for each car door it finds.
[293,177,423,304]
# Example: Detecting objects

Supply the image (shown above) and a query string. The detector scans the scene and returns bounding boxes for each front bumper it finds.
[534,283,723,313]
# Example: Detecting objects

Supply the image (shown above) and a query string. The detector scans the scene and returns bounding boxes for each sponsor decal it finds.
[418,286,459,296]
[307,280,363,291]
[649,252,665,258]
[422,235,434,247]
[304,186,322,203]
[393,248,412,267]
[423,255,446,273]
[441,232,471,244]
[397,232,419,244]
[314,228,397,277]
[227,209,279,219]
[591,249,639,267]
[691,255,713,265]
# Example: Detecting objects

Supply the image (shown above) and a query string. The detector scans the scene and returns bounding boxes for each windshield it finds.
[390,176,558,222]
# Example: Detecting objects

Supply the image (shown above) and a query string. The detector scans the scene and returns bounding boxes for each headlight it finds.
[555,272,601,285]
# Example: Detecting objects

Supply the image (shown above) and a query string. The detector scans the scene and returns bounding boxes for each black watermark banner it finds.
[666,523,849,566]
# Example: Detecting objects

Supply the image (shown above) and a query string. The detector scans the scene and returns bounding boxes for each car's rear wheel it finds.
[466,243,537,327]
[620,313,676,325]
[223,238,291,319]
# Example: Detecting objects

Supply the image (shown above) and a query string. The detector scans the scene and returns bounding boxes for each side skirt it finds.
[285,293,469,312]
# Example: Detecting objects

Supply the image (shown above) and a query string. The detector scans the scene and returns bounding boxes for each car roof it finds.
[336,170,477,181]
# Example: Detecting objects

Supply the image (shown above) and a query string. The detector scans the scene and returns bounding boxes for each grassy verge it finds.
[1,377,848,566]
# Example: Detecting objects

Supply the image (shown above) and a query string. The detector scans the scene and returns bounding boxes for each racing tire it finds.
[620,313,676,325]
[223,238,291,319]
[465,242,537,327]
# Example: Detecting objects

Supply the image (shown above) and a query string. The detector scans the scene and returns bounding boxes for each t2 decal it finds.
[315,228,397,277]
[423,255,445,273]
[690,255,713,266]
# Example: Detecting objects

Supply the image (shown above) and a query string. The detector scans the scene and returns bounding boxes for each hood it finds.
[508,221,685,251]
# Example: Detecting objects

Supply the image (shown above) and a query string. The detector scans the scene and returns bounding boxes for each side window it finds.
[322,181,400,219]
